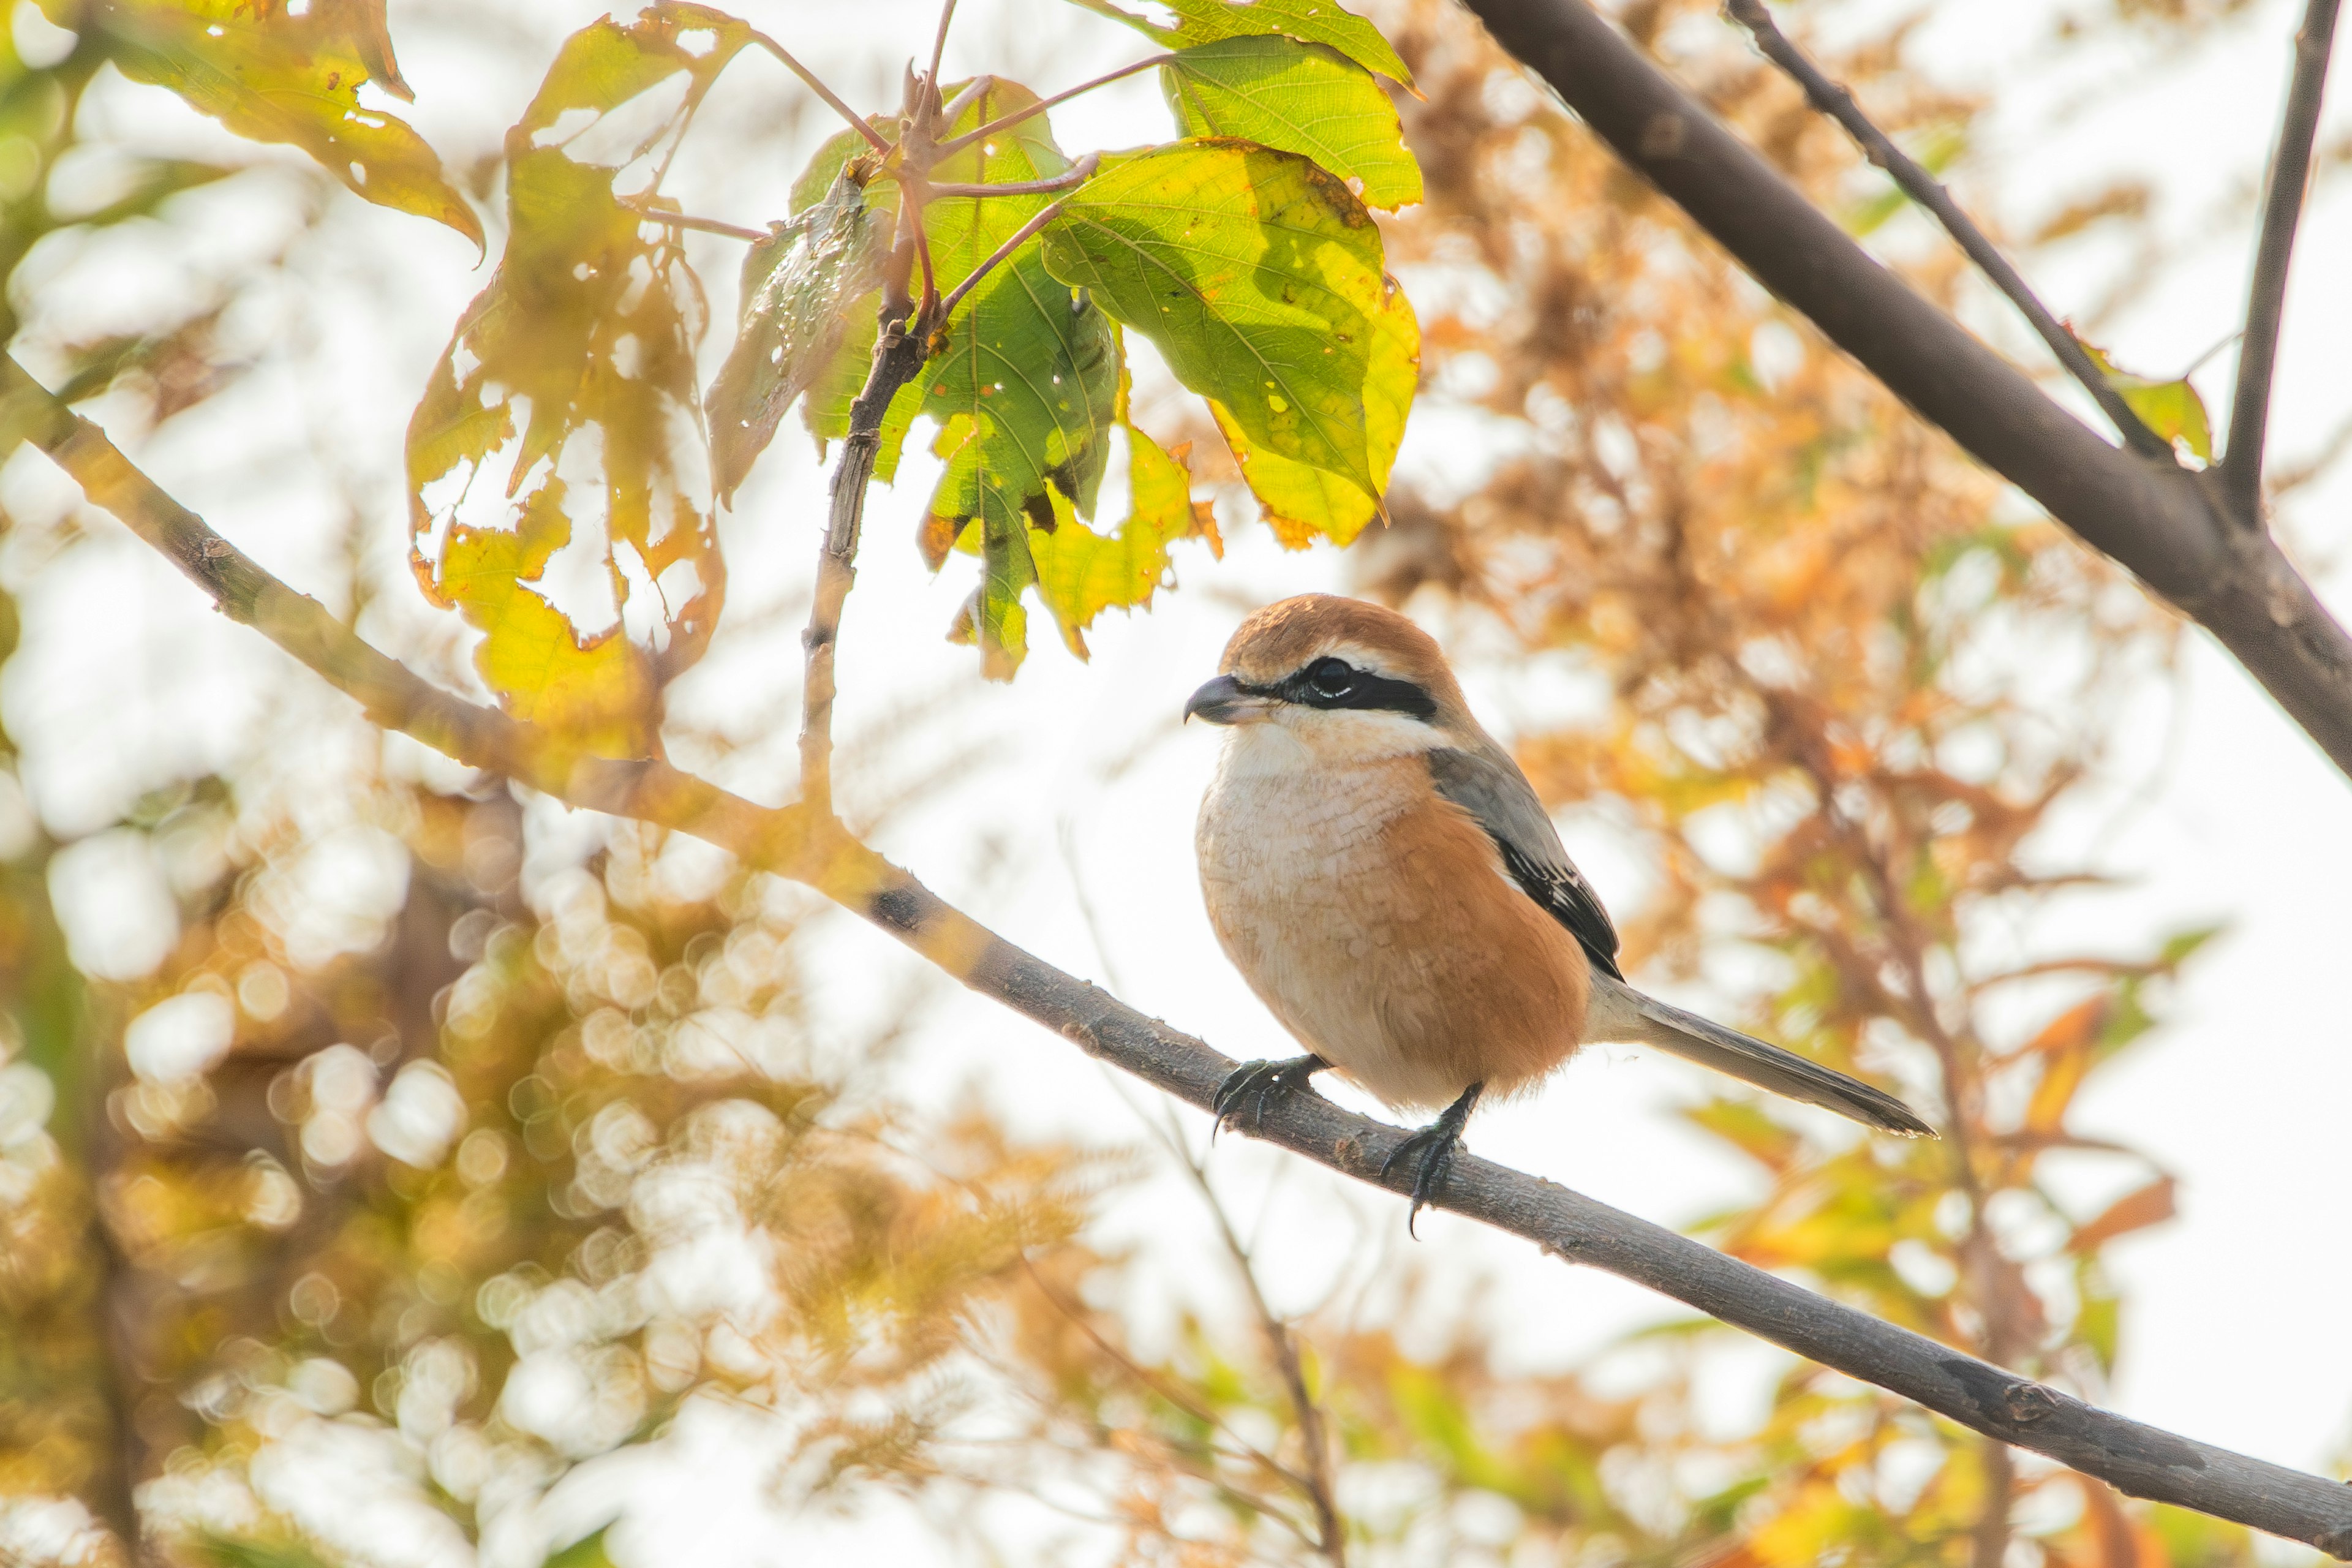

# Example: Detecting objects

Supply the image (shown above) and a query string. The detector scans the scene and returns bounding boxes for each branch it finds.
[7,358,2352,1560]
[2223,0,2343,524]
[933,161,1098,321]
[1456,0,2352,784]
[617,196,769,242]
[750,31,894,151]
[801,292,933,813]
[1725,0,2173,462]
[932,55,1173,161]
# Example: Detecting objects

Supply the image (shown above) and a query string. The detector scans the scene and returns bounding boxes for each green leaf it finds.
[2078,339,2214,462]
[1163,37,1420,209]
[801,306,920,479]
[911,81,1121,679]
[542,1526,620,1568]
[707,168,892,503]
[1041,141,1418,540]
[1028,422,1220,655]
[405,7,747,759]
[196,1532,339,1568]
[55,0,483,247]
[1065,0,1411,87]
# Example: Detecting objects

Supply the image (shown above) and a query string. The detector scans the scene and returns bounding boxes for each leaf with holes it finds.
[1064,0,1410,86]
[1042,140,1417,540]
[910,80,1121,678]
[53,0,482,246]
[1027,422,1219,655]
[404,7,748,758]
[707,168,892,503]
[1163,37,1420,209]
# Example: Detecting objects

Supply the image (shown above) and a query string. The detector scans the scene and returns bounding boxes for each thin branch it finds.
[1458,0,2352,785]
[750,30,894,151]
[10,356,2352,1559]
[1725,0,2174,462]
[933,55,1173,160]
[799,292,933,815]
[934,160,1098,320]
[618,197,767,242]
[924,164,1096,199]
[929,0,959,86]
[1167,1131,1347,1564]
[2223,0,2343,524]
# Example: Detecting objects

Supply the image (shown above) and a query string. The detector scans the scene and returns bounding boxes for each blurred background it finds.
[1,0,2348,1564]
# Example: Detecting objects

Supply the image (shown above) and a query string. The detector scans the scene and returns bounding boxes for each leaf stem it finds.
[619,197,768,242]
[923,165,1097,198]
[1725,0,2174,461]
[932,157,1098,320]
[2222,0,2342,526]
[932,55,1172,160]
[751,30,893,151]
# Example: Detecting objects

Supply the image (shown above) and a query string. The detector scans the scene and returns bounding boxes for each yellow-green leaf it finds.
[1042,141,1417,541]
[1028,424,1219,655]
[911,81,1121,679]
[405,7,746,758]
[2078,339,2214,462]
[57,0,481,246]
[1064,0,1411,87]
[1163,37,1420,209]
[707,169,892,503]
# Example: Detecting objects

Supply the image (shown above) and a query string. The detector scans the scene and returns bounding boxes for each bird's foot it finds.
[1381,1082,1485,1237]
[1211,1054,1328,1136]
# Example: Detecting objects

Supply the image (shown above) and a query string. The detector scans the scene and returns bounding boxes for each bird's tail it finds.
[1585,974,1937,1138]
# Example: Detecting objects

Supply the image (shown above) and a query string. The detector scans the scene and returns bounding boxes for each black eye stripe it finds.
[1256,658,1437,720]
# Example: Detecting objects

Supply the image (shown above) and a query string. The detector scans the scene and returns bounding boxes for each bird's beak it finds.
[1183,674,1266,726]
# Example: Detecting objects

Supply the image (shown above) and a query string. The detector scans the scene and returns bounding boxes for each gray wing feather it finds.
[1427,745,1623,979]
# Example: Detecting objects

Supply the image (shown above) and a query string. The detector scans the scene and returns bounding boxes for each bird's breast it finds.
[1196,739,1590,1112]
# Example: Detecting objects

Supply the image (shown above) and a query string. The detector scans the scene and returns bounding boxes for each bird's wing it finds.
[1427,744,1623,979]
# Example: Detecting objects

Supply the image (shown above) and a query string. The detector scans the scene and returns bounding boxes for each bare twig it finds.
[2223,0,2343,524]
[1725,0,2173,461]
[801,290,933,815]
[933,160,1099,320]
[1169,1135,1348,1564]
[751,30,894,151]
[9,353,2352,1558]
[933,55,1174,160]
[924,164,1096,199]
[930,0,959,85]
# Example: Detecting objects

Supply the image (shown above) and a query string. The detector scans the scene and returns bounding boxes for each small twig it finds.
[933,56,1172,160]
[801,287,935,815]
[1724,0,2174,462]
[1172,1133,1348,1563]
[925,165,1096,199]
[2222,0,2342,526]
[934,160,1098,320]
[618,197,767,242]
[751,30,894,151]
[929,0,959,85]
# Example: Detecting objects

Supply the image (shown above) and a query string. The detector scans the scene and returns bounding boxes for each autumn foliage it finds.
[0,0,2323,1565]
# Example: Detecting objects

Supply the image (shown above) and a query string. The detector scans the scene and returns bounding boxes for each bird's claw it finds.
[1380,1082,1483,1237]
[1210,1054,1326,1137]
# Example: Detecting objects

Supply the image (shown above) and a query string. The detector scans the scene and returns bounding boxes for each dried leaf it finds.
[405,6,748,758]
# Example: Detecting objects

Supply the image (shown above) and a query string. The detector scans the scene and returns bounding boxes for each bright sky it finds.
[8,0,2349,1562]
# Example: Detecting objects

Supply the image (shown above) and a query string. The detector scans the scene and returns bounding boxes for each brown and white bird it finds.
[1186,594,1933,1226]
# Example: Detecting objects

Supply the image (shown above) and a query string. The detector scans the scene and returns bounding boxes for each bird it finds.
[1185,594,1935,1230]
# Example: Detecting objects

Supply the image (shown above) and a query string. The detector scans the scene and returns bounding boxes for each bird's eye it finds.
[1306,658,1355,697]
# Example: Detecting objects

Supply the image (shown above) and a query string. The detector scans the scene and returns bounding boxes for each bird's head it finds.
[1184,595,1474,763]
